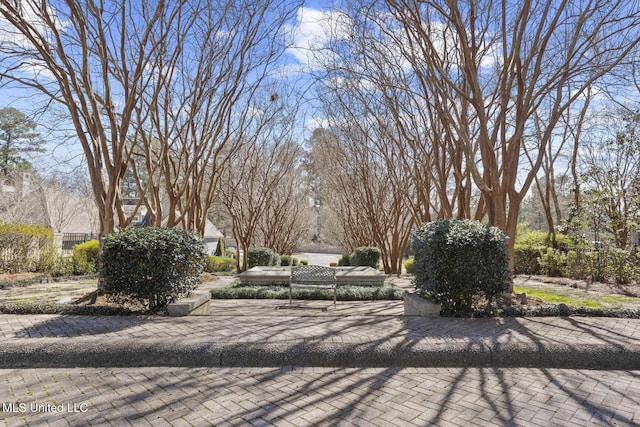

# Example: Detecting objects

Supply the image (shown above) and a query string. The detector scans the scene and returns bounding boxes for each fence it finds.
[61,233,99,252]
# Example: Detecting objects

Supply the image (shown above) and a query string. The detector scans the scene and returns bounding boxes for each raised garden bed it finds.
[237,266,386,287]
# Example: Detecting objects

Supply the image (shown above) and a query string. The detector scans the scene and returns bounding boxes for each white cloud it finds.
[286,7,352,70]
[0,1,64,81]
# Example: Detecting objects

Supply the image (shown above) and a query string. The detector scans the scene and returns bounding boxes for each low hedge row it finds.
[210,282,405,300]
[0,302,137,316]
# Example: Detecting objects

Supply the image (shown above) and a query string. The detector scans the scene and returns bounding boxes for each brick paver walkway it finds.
[2,314,640,345]
[1,367,638,426]
[1,286,640,425]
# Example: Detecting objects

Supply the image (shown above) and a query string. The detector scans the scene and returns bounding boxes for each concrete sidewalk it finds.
[1,308,639,369]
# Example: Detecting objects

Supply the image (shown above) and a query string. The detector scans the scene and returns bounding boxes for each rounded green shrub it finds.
[412,219,510,313]
[403,257,415,274]
[247,247,280,268]
[100,227,207,313]
[351,246,381,268]
[513,245,545,275]
[73,239,100,272]
[205,255,236,273]
[337,254,351,266]
[538,247,567,277]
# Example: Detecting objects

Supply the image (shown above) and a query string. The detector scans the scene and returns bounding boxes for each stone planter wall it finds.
[403,292,441,317]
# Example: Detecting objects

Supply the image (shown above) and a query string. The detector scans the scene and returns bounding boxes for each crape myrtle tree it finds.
[386,0,640,280]
[307,124,414,275]
[0,0,301,239]
[327,0,640,290]
[218,137,307,272]
[217,85,310,272]
[127,1,301,236]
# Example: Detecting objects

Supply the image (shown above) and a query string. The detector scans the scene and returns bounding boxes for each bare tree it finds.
[128,0,300,235]
[219,137,305,272]
[0,1,175,237]
[214,83,306,271]
[579,113,640,248]
[0,0,300,240]
[308,124,415,274]
[379,0,640,284]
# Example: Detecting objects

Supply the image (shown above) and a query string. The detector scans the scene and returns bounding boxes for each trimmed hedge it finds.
[513,245,545,275]
[337,254,351,266]
[403,258,415,274]
[413,219,510,313]
[205,255,236,273]
[279,255,300,266]
[247,247,280,268]
[351,246,381,268]
[0,302,137,316]
[100,227,207,313]
[0,222,54,273]
[210,282,405,300]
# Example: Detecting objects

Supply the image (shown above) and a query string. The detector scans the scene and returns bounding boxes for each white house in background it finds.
[1,173,224,254]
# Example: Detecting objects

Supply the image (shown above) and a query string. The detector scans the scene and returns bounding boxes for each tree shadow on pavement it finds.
[10,315,147,338]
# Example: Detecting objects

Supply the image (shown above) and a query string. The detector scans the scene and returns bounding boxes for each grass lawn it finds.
[514,286,638,309]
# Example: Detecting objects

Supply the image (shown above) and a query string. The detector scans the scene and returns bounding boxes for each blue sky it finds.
[0,2,345,175]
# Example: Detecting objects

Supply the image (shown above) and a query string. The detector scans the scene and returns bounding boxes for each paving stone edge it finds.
[1,340,638,369]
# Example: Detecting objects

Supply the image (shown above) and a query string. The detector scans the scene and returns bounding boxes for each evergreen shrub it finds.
[100,227,207,313]
[403,257,415,274]
[337,254,351,266]
[351,246,381,268]
[72,239,100,273]
[205,255,236,273]
[0,222,54,273]
[214,237,226,257]
[412,219,510,313]
[247,247,280,268]
[513,245,545,275]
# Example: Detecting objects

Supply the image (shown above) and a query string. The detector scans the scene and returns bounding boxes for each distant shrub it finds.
[205,255,236,273]
[607,248,635,285]
[337,254,351,266]
[214,237,226,257]
[0,222,54,273]
[565,250,585,280]
[413,219,510,313]
[247,247,280,268]
[513,245,544,275]
[47,256,75,277]
[299,259,308,266]
[280,255,300,266]
[73,239,100,272]
[403,258,415,274]
[351,246,381,268]
[538,248,566,277]
[101,227,207,313]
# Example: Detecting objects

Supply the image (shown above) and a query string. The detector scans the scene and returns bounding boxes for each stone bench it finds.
[289,265,337,308]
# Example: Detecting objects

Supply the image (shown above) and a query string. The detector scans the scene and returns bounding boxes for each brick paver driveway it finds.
[1,367,639,426]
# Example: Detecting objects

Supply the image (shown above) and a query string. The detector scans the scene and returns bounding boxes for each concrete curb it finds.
[2,340,639,369]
